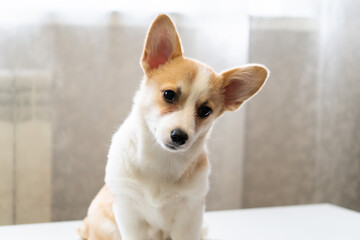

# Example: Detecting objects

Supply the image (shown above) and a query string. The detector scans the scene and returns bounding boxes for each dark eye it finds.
[163,90,177,103]
[198,106,212,118]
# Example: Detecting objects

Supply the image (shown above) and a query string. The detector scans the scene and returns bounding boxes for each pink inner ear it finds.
[224,79,244,106]
[147,38,173,69]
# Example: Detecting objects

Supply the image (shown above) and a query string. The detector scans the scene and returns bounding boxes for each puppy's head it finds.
[138,14,268,152]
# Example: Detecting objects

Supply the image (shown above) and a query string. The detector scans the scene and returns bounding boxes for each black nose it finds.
[170,129,188,146]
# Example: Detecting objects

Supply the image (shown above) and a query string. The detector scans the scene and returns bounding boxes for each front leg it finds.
[170,202,204,240]
[113,200,149,240]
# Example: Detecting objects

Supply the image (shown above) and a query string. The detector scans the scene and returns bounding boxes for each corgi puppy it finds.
[78,14,268,240]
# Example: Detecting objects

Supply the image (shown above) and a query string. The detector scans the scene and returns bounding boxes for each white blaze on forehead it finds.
[187,67,211,105]
[180,67,211,134]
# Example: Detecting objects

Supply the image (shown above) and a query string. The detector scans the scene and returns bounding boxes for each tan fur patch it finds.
[77,186,119,240]
[149,57,198,115]
[98,186,116,222]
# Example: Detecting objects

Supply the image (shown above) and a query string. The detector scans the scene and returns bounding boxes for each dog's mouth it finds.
[164,143,188,152]
[161,137,191,152]
[165,144,178,150]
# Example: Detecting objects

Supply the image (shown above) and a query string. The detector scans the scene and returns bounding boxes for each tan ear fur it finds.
[221,64,269,111]
[141,14,183,75]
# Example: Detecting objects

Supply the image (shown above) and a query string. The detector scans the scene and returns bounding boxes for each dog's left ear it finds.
[221,64,269,111]
[141,14,183,75]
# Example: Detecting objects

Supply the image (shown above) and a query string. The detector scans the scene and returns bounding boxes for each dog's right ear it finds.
[141,14,183,75]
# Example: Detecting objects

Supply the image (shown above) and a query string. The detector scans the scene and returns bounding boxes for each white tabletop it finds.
[0,204,359,240]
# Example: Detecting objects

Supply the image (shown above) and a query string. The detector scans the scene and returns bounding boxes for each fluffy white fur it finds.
[105,68,211,240]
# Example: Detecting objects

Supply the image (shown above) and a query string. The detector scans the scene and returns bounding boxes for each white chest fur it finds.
[105,108,210,239]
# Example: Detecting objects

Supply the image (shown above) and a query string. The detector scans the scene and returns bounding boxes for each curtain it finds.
[244,0,360,211]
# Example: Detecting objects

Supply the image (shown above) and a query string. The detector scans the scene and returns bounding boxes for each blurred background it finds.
[1,0,359,225]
